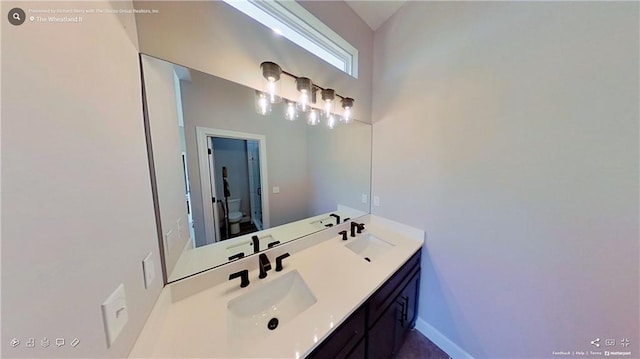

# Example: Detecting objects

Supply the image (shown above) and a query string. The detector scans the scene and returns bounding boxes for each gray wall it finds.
[1,1,163,358]
[371,2,639,357]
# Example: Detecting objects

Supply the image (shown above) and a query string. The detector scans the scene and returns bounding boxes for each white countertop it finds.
[130,215,424,358]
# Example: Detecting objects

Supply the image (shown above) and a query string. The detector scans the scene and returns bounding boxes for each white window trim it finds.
[223,0,359,78]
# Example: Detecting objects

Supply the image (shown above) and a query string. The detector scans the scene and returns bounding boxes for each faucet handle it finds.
[258,253,271,279]
[339,230,348,241]
[357,223,365,234]
[275,253,290,272]
[229,269,250,288]
[228,252,245,261]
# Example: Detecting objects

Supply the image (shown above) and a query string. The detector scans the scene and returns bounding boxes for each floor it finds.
[221,221,258,240]
[396,329,451,359]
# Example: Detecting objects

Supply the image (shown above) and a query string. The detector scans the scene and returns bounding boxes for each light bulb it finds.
[341,97,354,123]
[285,101,297,121]
[321,89,335,118]
[296,77,313,112]
[324,100,333,117]
[299,91,309,111]
[261,62,282,104]
[307,109,319,125]
[267,79,277,103]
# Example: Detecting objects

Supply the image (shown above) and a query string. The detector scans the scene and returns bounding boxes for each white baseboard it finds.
[414,317,475,359]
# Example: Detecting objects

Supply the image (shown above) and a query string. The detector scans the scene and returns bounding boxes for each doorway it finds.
[196,127,270,244]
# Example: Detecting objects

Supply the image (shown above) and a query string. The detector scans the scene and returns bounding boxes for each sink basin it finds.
[345,233,394,262]
[227,270,317,339]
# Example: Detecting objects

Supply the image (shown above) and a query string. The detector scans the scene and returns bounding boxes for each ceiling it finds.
[345,1,406,31]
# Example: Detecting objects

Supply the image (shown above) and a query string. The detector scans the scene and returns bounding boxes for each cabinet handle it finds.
[396,295,409,323]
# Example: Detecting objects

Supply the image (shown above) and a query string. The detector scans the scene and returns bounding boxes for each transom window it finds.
[222,0,359,78]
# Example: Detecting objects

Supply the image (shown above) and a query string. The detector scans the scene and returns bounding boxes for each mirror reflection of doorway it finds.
[196,127,270,246]
[210,137,263,240]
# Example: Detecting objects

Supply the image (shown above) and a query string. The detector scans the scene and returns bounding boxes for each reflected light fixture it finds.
[257,61,354,128]
[255,91,271,115]
[327,114,336,129]
[284,100,298,121]
[307,109,319,125]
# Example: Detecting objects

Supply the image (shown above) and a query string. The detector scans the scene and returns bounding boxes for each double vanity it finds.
[138,51,421,359]
[130,215,424,358]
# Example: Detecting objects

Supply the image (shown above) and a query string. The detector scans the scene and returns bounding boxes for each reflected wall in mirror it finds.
[141,54,372,283]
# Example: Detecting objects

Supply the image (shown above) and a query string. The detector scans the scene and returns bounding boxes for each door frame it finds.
[196,126,270,244]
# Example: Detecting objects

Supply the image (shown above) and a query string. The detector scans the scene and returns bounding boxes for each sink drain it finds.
[364,257,371,262]
[267,317,279,330]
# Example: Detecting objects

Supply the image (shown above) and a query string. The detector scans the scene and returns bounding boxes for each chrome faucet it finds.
[258,253,271,279]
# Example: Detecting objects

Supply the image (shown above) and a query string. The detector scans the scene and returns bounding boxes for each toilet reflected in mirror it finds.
[224,198,243,235]
[209,136,264,242]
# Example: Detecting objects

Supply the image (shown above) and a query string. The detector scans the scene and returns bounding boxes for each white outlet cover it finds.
[362,194,368,203]
[374,196,381,207]
[101,283,128,347]
[273,186,280,194]
[142,252,155,289]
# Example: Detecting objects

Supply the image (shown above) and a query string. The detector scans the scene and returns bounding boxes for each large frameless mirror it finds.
[140,54,372,282]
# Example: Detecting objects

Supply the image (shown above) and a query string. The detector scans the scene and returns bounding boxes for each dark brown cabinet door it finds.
[308,308,365,359]
[367,299,399,359]
[367,272,421,359]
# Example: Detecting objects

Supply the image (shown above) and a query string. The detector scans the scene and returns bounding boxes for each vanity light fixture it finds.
[341,97,354,123]
[321,89,335,118]
[296,77,313,112]
[257,61,355,128]
[261,61,282,103]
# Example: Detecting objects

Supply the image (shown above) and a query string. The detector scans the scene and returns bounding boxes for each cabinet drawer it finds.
[308,307,365,359]
[367,250,421,327]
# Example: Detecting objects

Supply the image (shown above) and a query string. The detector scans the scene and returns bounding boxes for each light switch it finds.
[142,252,155,289]
[273,186,280,194]
[101,284,128,348]
[373,196,380,207]
[361,194,368,204]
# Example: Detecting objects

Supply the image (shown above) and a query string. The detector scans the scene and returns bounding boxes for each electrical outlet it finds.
[361,194,368,204]
[101,284,128,347]
[373,196,380,207]
[273,186,280,194]
[142,252,155,289]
